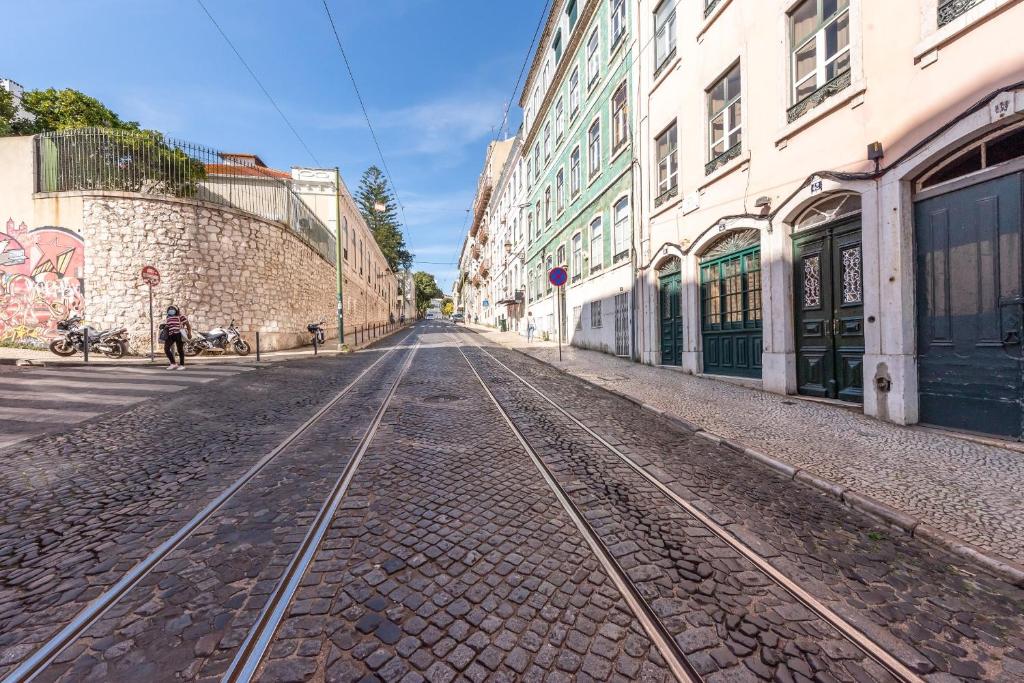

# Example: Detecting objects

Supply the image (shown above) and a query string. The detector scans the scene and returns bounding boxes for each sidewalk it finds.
[464,323,1024,570]
[0,325,411,367]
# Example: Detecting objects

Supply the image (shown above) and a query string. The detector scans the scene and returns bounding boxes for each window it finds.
[654,1,677,73]
[546,255,554,292]
[342,216,349,260]
[527,213,534,242]
[591,300,603,328]
[569,67,580,117]
[790,0,850,105]
[543,59,550,89]
[556,245,566,269]
[611,0,627,47]
[544,187,552,226]
[567,0,579,30]
[572,233,583,281]
[655,123,678,205]
[590,216,604,272]
[553,31,564,64]
[588,119,601,178]
[613,197,630,260]
[587,29,600,86]
[526,158,533,188]
[555,97,565,140]
[533,143,541,179]
[535,203,542,236]
[575,305,583,330]
[544,122,552,160]
[708,64,742,160]
[611,82,628,151]
[556,169,565,211]
[570,146,582,196]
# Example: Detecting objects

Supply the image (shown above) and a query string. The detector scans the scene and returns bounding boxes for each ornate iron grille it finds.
[938,0,984,27]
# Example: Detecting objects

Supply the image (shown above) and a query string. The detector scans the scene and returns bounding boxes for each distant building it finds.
[1,77,35,123]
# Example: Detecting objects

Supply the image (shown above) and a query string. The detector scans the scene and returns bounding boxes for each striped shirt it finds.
[165,314,188,335]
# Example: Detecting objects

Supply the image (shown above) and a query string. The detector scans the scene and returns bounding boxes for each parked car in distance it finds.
[452,313,465,323]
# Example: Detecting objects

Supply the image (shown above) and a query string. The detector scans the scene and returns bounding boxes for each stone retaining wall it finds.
[82,194,337,352]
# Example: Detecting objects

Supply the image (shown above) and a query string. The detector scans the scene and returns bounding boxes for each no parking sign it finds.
[548,266,568,288]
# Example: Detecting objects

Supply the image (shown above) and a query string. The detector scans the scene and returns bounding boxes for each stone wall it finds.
[82,193,339,352]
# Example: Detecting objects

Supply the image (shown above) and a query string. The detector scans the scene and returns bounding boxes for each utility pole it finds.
[334,167,349,352]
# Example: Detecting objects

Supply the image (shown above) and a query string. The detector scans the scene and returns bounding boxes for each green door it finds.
[658,260,683,366]
[793,217,865,402]
[700,231,763,378]
[915,173,1023,439]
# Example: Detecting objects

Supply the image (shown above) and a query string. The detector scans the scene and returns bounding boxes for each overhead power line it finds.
[195,0,321,166]
[321,0,411,248]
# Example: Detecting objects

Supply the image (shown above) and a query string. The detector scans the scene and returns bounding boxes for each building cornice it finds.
[518,0,567,108]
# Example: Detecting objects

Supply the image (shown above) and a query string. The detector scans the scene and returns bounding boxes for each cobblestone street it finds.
[0,323,1022,682]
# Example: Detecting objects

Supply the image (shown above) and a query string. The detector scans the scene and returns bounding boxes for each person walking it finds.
[526,312,536,343]
[163,304,192,370]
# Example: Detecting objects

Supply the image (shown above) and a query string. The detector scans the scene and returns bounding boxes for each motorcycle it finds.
[183,320,251,356]
[307,320,326,346]
[49,315,129,358]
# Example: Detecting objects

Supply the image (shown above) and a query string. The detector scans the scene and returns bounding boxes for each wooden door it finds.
[915,173,1023,438]
[794,217,865,402]
[659,265,683,366]
[700,234,763,378]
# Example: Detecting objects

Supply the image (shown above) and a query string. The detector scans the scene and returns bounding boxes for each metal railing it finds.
[34,128,336,264]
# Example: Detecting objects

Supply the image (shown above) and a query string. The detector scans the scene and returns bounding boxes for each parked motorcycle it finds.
[49,315,129,358]
[307,320,326,346]
[183,320,251,356]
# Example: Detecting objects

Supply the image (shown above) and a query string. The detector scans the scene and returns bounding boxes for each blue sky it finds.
[1,0,543,291]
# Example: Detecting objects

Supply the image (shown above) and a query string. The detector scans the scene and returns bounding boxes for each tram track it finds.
[451,330,924,683]
[2,330,419,683]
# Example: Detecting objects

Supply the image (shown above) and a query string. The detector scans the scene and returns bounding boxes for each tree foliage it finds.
[356,166,413,273]
[0,88,16,136]
[441,299,454,317]
[11,88,140,135]
[413,271,443,315]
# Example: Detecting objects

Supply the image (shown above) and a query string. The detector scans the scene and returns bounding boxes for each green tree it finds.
[11,88,139,135]
[0,87,16,136]
[356,166,413,272]
[413,271,443,315]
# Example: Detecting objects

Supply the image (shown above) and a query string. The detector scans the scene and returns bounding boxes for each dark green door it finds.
[794,218,865,402]
[915,173,1023,439]
[659,261,683,366]
[700,232,762,378]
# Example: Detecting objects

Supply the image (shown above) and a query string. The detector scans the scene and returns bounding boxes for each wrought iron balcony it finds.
[938,0,983,27]
[654,185,679,209]
[705,143,742,176]
[786,70,852,124]
[704,0,723,18]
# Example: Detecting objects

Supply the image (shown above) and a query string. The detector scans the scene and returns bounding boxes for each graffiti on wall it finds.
[0,218,85,346]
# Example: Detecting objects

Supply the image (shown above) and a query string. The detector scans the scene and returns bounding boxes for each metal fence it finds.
[34,128,336,264]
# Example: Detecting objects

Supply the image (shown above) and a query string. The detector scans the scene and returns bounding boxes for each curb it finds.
[466,327,1024,589]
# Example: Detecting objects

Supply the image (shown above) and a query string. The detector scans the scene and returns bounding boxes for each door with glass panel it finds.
[794,215,864,403]
[699,231,762,378]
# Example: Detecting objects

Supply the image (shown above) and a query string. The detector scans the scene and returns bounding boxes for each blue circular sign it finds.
[548,267,568,287]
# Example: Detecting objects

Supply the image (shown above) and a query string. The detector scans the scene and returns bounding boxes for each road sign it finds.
[548,267,568,288]
[141,265,161,287]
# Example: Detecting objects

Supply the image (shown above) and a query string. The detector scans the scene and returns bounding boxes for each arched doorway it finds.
[699,230,762,378]
[792,193,864,403]
[913,122,1024,439]
[657,257,683,366]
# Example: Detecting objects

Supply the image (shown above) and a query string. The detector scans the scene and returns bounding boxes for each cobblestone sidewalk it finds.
[463,324,1024,567]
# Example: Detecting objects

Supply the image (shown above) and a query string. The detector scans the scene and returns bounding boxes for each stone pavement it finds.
[462,324,1024,567]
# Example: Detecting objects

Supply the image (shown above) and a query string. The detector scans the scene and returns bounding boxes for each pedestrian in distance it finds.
[526,312,536,343]
[162,304,192,370]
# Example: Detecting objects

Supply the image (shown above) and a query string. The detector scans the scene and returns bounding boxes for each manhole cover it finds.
[423,394,462,404]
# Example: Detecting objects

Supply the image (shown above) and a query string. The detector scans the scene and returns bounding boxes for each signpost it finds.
[548,267,568,362]
[141,265,161,361]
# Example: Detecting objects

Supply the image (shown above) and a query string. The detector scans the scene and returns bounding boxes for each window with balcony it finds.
[611,82,628,152]
[572,233,583,281]
[570,146,582,196]
[556,169,565,211]
[611,0,627,47]
[707,63,742,174]
[590,216,604,272]
[654,1,677,75]
[938,0,984,27]
[569,67,581,117]
[588,119,601,178]
[613,196,630,261]
[789,0,851,123]
[655,123,678,207]
[555,97,565,140]
[705,0,724,18]
[587,29,600,87]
